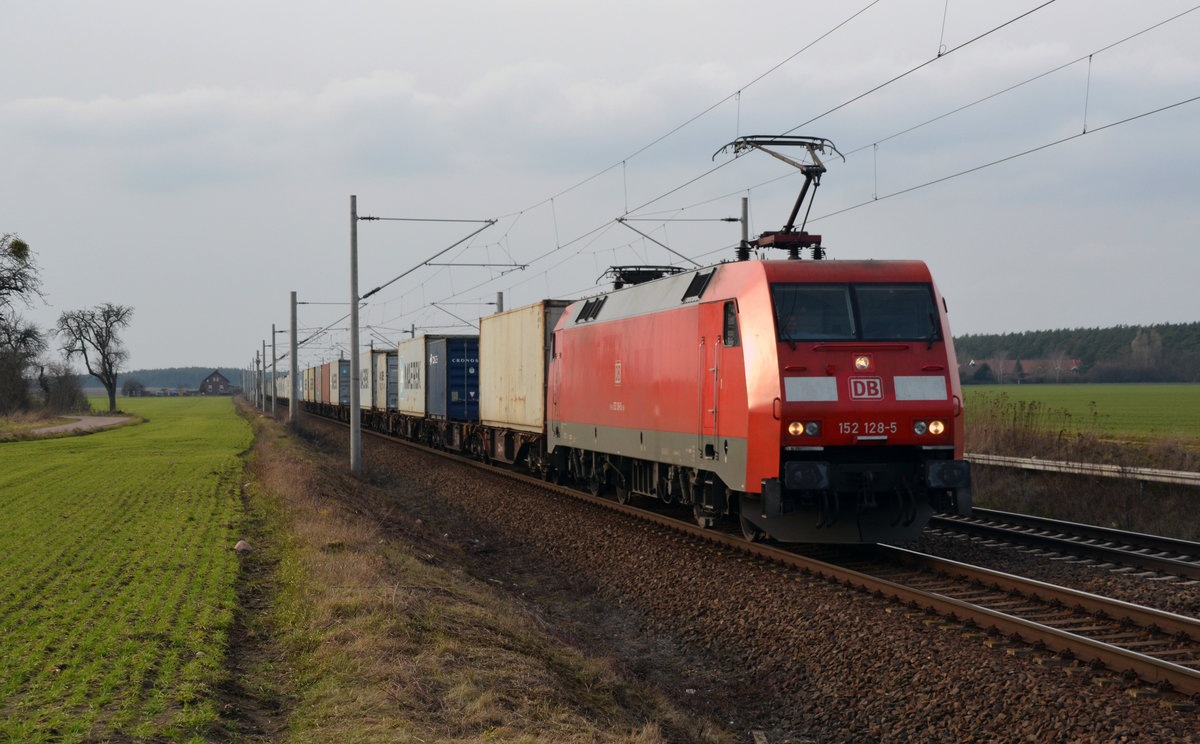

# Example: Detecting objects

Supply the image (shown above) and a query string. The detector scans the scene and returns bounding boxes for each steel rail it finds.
[966,452,1200,487]
[316,411,1200,695]
[930,508,1200,580]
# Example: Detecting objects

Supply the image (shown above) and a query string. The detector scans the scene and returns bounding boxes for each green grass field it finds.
[0,397,251,742]
[964,383,1200,443]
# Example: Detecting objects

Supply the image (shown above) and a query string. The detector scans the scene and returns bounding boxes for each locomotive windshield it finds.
[772,283,941,342]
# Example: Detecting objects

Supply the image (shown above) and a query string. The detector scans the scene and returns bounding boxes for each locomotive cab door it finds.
[697,301,725,460]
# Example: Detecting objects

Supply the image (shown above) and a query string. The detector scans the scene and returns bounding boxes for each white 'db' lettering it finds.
[849,376,883,400]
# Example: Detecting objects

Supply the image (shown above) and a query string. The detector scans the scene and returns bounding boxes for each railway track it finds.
[929,508,1200,580]
[323,413,1200,698]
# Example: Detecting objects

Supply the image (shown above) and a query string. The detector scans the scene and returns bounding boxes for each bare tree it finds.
[1,233,42,309]
[57,303,134,412]
[0,313,47,414]
[992,349,1010,385]
[1047,349,1069,383]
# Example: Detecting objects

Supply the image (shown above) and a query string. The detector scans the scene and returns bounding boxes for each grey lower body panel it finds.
[548,420,749,491]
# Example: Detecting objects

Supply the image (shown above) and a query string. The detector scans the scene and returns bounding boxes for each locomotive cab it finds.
[740,263,972,543]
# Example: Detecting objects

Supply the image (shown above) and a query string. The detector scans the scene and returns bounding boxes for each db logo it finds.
[849,377,883,400]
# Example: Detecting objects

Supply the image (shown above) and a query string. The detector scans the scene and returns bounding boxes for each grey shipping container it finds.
[329,359,351,406]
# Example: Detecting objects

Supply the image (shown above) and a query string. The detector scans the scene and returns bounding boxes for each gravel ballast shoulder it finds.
[330,421,1199,742]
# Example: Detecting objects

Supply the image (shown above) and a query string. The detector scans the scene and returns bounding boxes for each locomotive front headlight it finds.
[913,420,928,435]
[854,354,873,371]
[788,421,821,437]
[928,420,945,435]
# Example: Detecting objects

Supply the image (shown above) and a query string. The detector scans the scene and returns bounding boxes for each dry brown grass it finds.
[965,395,1200,540]
[966,395,1198,471]
[233,409,703,743]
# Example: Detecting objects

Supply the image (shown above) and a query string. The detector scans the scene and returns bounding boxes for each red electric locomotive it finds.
[546,258,971,543]
[545,136,970,543]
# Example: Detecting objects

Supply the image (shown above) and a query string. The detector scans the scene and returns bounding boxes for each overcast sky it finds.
[3,0,1197,372]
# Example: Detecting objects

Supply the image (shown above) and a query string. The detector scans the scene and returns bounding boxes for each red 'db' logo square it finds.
[849,377,883,400]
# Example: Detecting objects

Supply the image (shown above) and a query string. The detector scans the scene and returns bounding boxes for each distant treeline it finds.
[955,322,1200,384]
[117,367,243,391]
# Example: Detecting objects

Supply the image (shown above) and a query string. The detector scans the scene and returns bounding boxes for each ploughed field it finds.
[290,414,1199,741]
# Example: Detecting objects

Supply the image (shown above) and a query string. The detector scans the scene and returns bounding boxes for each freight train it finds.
[275,137,970,542]
[273,256,971,544]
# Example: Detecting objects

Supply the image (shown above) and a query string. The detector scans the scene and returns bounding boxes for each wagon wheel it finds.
[739,509,764,542]
[657,476,675,505]
[587,475,603,498]
[614,482,631,505]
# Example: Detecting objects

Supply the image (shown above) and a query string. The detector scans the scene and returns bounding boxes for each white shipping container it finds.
[396,336,428,416]
[479,300,570,433]
[359,351,375,409]
[373,350,398,410]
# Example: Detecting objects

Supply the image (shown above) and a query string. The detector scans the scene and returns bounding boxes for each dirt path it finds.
[4,416,130,438]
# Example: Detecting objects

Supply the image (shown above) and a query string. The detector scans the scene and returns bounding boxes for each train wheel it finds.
[693,505,714,529]
[739,510,763,542]
[614,483,631,505]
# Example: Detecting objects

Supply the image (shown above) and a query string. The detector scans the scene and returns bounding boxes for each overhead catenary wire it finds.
[780,0,1060,136]
[303,3,1197,356]
[814,93,1200,222]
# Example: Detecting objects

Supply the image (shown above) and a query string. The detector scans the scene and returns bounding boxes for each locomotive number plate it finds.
[837,421,898,436]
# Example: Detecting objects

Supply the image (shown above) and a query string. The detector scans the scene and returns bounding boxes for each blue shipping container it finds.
[426,336,479,421]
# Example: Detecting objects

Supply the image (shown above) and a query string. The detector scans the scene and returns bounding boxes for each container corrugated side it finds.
[396,337,428,416]
[319,363,331,404]
[359,352,375,409]
[371,350,397,410]
[479,300,569,432]
[427,336,480,421]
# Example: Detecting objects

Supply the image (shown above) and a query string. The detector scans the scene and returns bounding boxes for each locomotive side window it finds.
[772,285,855,340]
[856,284,941,341]
[722,301,740,347]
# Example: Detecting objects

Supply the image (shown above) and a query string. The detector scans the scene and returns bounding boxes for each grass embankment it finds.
[0,397,251,742]
[962,385,1200,538]
[236,405,703,742]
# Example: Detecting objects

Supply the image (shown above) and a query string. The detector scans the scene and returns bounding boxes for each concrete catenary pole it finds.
[261,340,267,410]
[289,291,299,426]
[271,323,277,417]
[349,195,362,474]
